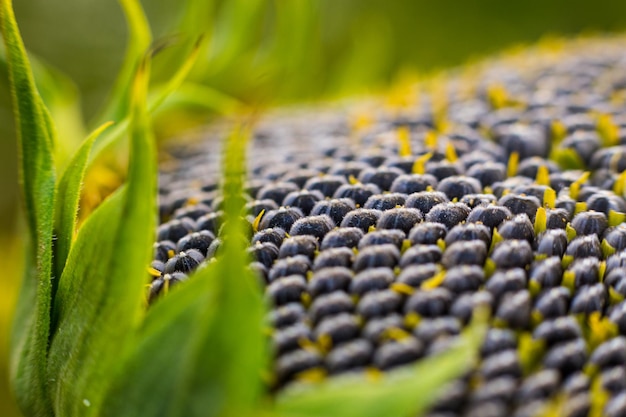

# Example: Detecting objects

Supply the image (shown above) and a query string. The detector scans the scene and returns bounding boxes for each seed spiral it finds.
[150,38,626,416]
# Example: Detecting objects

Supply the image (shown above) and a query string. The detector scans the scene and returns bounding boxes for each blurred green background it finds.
[2,0,626,415]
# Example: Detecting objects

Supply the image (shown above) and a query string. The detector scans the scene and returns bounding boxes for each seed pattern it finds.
[151,39,626,415]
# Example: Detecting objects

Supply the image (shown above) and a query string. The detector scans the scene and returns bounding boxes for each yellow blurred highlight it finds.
[412,152,432,174]
[506,152,519,177]
[397,126,412,157]
[487,83,508,109]
[535,165,550,186]
[0,235,25,417]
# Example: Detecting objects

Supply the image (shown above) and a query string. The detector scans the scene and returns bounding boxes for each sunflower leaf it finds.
[154,81,242,116]
[52,121,114,299]
[150,0,215,82]
[1,0,56,415]
[91,0,151,126]
[148,36,206,112]
[0,47,87,164]
[46,57,156,416]
[206,0,266,74]
[102,128,269,417]
[90,34,206,160]
[100,260,220,417]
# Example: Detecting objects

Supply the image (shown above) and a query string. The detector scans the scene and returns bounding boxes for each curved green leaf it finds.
[154,81,242,116]
[274,314,487,417]
[47,188,123,415]
[0,0,56,253]
[52,121,114,296]
[102,128,269,417]
[100,261,219,417]
[148,36,206,112]
[91,0,152,126]
[29,55,87,165]
[260,0,318,97]
[0,47,87,165]
[1,0,56,415]
[206,0,266,74]
[47,58,156,416]
[91,35,206,160]
[150,0,216,82]
[180,0,217,38]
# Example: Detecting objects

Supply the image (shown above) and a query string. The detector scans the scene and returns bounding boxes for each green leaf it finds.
[0,47,87,164]
[9,252,45,416]
[206,0,266,74]
[1,0,56,415]
[46,188,123,415]
[177,0,217,43]
[100,261,219,417]
[274,314,487,417]
[52,121,114,295]
[91,0,151,126]
[155,81,242,116]
[150,0,216,82]
[90,35,205,160]
[29,55,87,165]
[332,12,392,96]
[102,128,269,417]
[46,58,156,416]
[259,0,319,98]
[148,37,206,112]
[0,0,56,253]
[202,127,269,417]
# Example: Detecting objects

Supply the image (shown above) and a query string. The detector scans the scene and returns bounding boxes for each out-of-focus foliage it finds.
[0,236,23,417]
[1,0,626,225]
[11,0,626,113]
[0,0,623,230]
